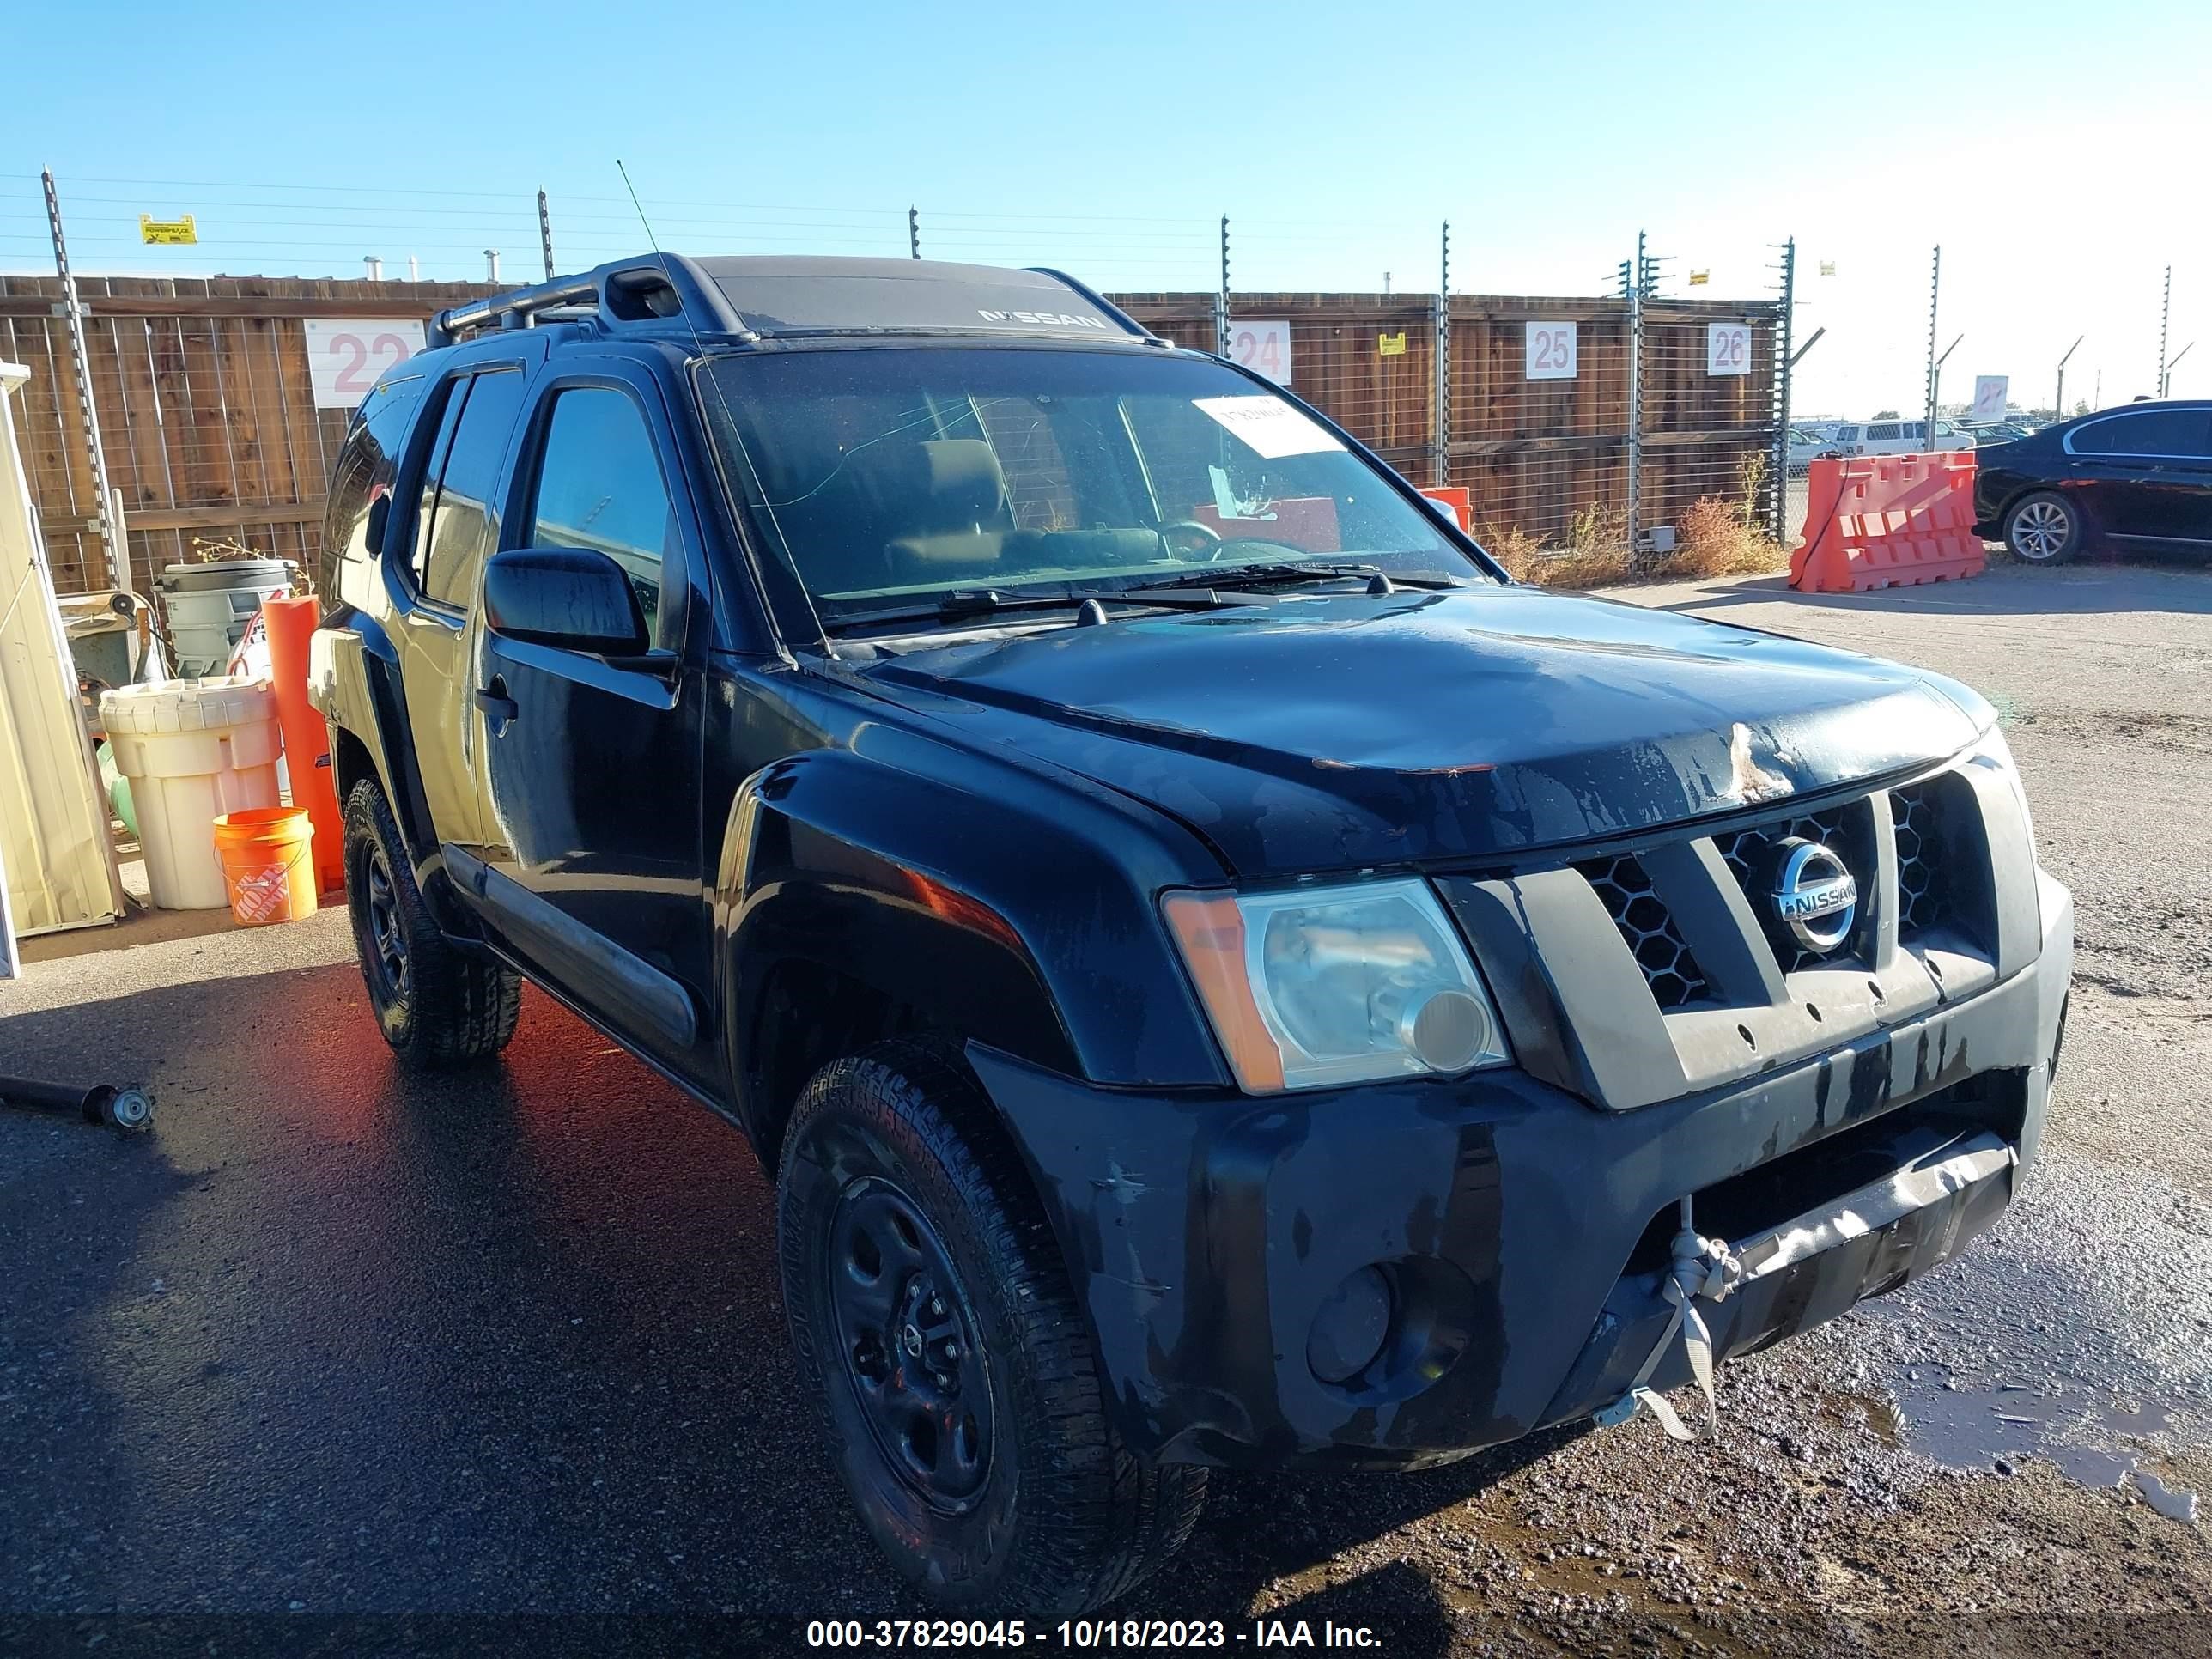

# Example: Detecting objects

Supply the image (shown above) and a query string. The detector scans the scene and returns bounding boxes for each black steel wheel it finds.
[341,778,521,1068]
[829,1177,994,1512]
[778,1041,1206,1613]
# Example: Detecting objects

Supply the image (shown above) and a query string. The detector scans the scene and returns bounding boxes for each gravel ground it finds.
[3,557,2209,1657]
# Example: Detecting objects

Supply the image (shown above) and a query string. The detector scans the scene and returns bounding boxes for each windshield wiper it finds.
[1135,562,1464,594]
[825,586,1237,636]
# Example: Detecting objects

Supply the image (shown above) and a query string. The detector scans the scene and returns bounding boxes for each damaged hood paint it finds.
[853,586,1992,876]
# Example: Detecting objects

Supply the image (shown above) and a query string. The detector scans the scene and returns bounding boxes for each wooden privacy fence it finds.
[2,275,1781,599]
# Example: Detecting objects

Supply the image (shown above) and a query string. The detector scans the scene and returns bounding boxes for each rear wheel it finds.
[778,1041,1206,1613]
[342,778,521,1067]
[2004,491,2083,564]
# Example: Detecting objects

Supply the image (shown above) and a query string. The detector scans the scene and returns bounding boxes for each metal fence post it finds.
[538,191,556,279]
[1770,236,1795,541]
[1433,222,1450,487]
[40,169,128,598]
[1626,231,1644,563]
[2157,264,2172,395]
[1922,244,1942,448]
[909,206,921,260]
[1218,216,1231,356]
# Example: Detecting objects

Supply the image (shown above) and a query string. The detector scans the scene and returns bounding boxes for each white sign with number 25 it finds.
[1229,319,1293,385]
[304,319,426,409]
[1525,322,1577,380]
[1706,322,1753,377]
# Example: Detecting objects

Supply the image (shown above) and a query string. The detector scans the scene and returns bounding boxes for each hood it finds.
[851,586,1990,878]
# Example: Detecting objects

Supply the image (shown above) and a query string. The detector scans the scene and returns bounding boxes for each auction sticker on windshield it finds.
[1193,396,1346,459]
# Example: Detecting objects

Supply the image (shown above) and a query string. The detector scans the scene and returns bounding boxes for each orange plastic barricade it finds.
[1790,452,1984,592]
[260,593,346,893]
[1417,485,1472,529]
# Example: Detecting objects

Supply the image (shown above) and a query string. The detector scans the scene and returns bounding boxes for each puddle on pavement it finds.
[1890,1372,2200,1523]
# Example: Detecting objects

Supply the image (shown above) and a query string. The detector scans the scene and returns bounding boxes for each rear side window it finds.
[417,367,527,606]
[319,375,425,593]
[524,386,676,634]
[1867,422,1900,441]
[2074,410,2210,457]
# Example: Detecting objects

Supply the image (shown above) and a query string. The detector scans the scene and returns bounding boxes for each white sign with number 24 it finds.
[1525,322,1577,380]
[1706,322,1753,377]
[1229,319,1293,385]
[304,319,426,409]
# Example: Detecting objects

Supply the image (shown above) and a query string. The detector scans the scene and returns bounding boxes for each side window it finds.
[1867,422,1900,441]
[420,367,527,607]
[2075,410,2210,457]
[524,386,675,634]
[319,374,425,593]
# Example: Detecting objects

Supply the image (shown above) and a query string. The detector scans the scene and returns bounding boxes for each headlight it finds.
[1163,878,1510,1093]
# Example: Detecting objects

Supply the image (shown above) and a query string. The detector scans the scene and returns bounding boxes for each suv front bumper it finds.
[966,872,2069,1468]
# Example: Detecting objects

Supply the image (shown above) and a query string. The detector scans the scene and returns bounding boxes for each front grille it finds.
[1718,805,1873,970]
[1579,854,1709,1010]
[1891,781,1949,933]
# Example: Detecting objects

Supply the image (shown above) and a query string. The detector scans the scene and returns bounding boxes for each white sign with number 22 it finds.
[1526,322,1577,380]
[304,319,426,409]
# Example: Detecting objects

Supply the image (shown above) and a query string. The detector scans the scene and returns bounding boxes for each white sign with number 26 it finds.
[304,319,426,409]
[1706,322,1753,377]
[1229,319,1293,385]
[1525,322,1577,380]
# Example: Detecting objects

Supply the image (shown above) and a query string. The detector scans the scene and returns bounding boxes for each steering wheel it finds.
[1159,520,1224,562]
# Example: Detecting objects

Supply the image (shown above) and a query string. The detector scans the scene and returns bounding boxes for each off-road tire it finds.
[2004,490,2084,565]
[342,777,520,1067]
[778,1040,1206,1614]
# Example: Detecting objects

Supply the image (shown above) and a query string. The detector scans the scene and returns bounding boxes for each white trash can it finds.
[100,678,282,910]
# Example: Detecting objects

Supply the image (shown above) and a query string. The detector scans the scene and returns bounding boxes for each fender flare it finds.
[714,740,1231,1150]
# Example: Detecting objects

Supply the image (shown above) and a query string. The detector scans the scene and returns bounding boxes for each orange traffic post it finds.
[260,593,346,893]
[1791,452,1985,593]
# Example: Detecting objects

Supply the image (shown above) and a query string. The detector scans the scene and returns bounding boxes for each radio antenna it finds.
[614,159,835,659]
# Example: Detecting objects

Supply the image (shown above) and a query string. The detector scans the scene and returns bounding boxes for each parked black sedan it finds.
[1972,399,2212,564]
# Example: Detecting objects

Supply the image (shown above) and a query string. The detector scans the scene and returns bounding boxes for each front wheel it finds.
[2004,491,2083,564]
[342,778,521,1067]
[777,1042,1206,1613]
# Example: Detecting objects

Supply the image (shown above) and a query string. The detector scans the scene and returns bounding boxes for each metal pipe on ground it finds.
[0,1073,154,1132]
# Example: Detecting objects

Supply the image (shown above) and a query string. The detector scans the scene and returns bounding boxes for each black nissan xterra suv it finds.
[311,255,2072,1613]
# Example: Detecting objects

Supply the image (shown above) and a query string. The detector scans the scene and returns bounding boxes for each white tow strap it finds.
[1592,1133,2015,1442]
[1594,1200,1744,1441]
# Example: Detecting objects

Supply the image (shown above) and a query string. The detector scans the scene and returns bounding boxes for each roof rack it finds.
[428,254,1164,350]
[429,256,741,348]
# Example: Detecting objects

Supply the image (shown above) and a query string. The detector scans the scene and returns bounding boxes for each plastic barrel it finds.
[100,678,281,910]
[212,807,317,926]
[260,594,345,892]
[158,561,295,676]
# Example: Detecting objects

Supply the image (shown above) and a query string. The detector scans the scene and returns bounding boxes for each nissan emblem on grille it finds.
[1771,837,1858,953]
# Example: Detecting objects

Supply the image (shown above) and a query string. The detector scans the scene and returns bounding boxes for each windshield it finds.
[697,346,1487,630]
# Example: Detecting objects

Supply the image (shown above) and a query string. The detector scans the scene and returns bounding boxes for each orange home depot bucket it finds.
[211,807,318,927]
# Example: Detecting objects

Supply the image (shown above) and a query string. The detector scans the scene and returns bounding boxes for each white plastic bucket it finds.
[100,677,282,910]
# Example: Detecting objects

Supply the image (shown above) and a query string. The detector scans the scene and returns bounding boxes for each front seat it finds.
[882,440,1014,583]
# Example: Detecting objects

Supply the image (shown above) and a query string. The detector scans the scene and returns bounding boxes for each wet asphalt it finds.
[3,557,2210,1656]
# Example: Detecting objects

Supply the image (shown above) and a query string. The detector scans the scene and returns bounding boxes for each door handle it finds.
[473,678,519,728]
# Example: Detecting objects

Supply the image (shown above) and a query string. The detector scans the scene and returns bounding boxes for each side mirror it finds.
[365,493,391,558]
[483,546,647,656]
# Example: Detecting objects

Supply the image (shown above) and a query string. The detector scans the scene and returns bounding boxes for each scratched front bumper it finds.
[966,877,2070,1468]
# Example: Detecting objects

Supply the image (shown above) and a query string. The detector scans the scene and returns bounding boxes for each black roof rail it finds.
[428,255,744,347]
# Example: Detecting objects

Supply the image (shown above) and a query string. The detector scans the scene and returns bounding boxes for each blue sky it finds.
[3,0,2205,416]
